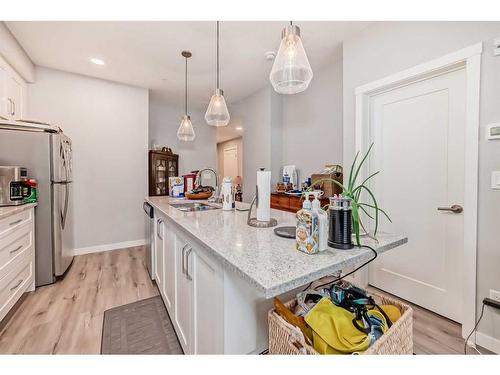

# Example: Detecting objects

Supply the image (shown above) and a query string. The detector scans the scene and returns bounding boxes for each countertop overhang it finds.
[146,196,407,299]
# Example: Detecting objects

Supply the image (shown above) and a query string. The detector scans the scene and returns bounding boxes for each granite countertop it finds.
[146,196,407,299]
[0,203,37,220]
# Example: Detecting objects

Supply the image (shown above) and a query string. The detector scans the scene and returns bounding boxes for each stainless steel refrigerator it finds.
[0,120,74,286]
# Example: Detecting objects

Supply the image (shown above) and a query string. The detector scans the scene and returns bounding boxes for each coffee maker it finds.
[0,166,28,206]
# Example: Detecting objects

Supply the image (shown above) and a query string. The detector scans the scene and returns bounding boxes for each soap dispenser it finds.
[311,192,328,251]
[296,192,319,254]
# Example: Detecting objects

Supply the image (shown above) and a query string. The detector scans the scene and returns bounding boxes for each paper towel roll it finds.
[256,169,271,222]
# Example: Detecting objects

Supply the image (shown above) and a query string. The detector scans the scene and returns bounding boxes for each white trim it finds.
[71,239,146,256]
[353,42,482,340]
[476,332,500,354]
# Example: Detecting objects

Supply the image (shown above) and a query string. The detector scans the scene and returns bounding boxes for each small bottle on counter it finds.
[311,191,328,251]
[296,192,319,254]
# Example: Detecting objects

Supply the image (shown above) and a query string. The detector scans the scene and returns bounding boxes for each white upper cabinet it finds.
[0,66,8,119]
[0,55,27,121]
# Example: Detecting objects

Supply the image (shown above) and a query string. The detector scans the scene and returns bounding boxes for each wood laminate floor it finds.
[0,246,158,354]
[0,246,486,354]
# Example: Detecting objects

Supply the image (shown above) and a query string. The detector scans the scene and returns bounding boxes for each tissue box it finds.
[168,177,184,197]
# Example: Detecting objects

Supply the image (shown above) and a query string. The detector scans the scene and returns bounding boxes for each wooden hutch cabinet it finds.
[148,148,179,196]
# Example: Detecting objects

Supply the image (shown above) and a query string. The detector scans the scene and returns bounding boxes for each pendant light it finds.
[205,21,230,127]
[177,50,196,141]
[269,21,313,95]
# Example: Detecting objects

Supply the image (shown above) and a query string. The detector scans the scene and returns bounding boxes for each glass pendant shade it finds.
[205,88,230,127]
[177,115,195,141]
[269,24,313,95]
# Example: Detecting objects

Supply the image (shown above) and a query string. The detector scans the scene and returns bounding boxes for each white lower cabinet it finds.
[173,232,193,353]
[0,207,36,323]
[153,215,164,294]
[152,216,224,354]
[151,214,265,354]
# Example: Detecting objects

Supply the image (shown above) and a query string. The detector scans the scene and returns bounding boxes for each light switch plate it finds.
[487,123,500,140]
[492,171,500,189]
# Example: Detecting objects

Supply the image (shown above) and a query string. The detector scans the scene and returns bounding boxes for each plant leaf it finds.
[351,200,361,246]
[352,171,380,196]
[351,142,374,189]
[359,185,380,235]
[358,202,392,222]
[348,151,360,190]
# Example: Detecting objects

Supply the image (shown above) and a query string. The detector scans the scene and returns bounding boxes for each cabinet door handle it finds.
[157,219,163,239]
[185,247,193,281]
[181,244,188,274]
[10,279,23,291]
[9,219,23,226]
[10,245,23,254]
[12,100,15,116]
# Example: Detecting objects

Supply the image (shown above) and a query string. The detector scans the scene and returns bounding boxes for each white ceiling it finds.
[6,21,372,110]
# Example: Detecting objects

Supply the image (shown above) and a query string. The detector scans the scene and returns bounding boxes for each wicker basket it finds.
[268,290,413,355]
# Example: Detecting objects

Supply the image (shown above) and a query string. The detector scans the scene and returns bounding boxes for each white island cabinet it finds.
[154,210,224,354]
[148,196,407,354]
[0,204,36,323]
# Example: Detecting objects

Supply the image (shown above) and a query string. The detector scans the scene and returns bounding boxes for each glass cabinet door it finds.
[155,159,167,195]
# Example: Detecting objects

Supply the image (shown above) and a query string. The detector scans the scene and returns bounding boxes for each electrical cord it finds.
[464,302,486,355]
[302,244,378,291]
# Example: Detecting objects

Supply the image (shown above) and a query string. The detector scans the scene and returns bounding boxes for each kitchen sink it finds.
[169,202,221,212]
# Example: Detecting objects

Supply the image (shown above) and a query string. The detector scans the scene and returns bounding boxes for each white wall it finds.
[149,93,216,177]
[282,60,343,181]
[342,21,500,350]
[231,62,344,201]
[28,66,149,252]
[230,87,275,202]
[0,22,35,82]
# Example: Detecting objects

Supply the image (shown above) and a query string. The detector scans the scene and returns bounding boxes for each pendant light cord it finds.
[216,21,220,90]
[185,55,188,115]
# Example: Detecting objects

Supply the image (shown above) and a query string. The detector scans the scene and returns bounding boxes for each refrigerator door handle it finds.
[61,183,69,230]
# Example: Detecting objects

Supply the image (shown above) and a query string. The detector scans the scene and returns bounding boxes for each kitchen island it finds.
[145,196,407,354]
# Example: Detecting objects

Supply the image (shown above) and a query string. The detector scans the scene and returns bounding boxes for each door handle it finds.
[181,244,188,274]
[437,204,463,214]
[9,219,23,226]
[185,247,193,281]
[10,245,23,254]
[157,219,163,239]
[10,279,23,291]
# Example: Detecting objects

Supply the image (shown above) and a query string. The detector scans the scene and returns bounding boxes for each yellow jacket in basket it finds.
[304,298,389,354]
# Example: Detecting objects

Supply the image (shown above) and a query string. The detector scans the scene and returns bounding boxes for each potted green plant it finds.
[306,143,391,246]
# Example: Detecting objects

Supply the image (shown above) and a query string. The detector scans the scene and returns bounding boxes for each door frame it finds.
[353,42,482,340]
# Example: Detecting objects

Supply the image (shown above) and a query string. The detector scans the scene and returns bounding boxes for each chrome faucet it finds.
[195,167,221,203]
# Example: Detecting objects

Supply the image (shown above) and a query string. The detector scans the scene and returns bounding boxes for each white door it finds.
[174,234,193,353]
[163,221,175,314]
[154,217,164,294]
[223,146,238,180]
[192,246,223,354]
[5,75,23,120]
[368,67,466,322]
[0,67,8,119]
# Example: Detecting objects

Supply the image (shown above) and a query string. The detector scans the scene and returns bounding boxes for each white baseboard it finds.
[476,331,500,354]
[71,239,147,256]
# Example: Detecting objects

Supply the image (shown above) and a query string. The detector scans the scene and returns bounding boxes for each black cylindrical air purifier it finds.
[328,196,354,249]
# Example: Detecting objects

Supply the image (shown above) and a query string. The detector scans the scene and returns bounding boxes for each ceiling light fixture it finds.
[177,51,196,142]
[269,21,313,94]
[90,57,105,65]
[205,21,230,127]
[236,127,243,131]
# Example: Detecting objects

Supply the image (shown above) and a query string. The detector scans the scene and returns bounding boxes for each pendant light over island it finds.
[269,21,313,95]
[205,21,230,127]
[177,50,196,142]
